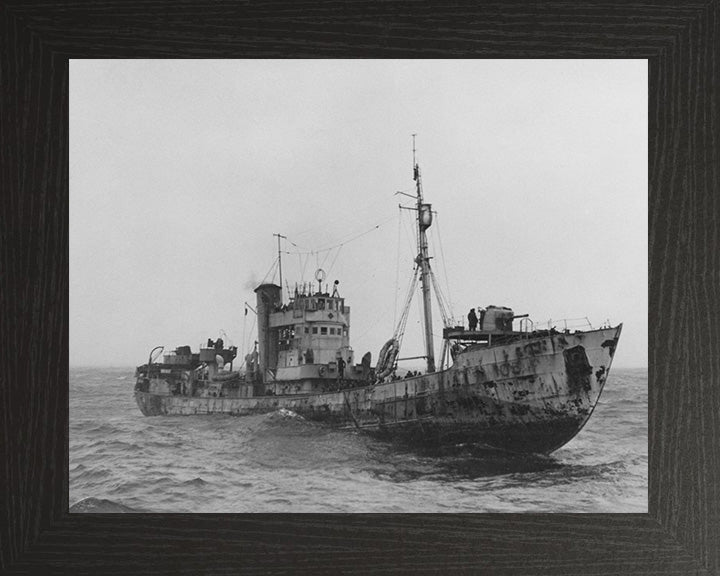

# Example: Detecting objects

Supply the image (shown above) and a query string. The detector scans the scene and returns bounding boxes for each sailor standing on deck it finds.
[468,308,478,331]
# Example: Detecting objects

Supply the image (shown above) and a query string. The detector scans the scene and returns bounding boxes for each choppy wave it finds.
[70,367,648,513]
[69,497,145,513]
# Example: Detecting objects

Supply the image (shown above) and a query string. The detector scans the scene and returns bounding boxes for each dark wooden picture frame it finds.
[1,2,717,574]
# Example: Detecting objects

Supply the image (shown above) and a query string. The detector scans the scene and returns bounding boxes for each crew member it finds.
[337,357,346,381]
[468,308,478,331]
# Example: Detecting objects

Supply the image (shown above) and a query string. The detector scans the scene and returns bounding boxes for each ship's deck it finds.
[442,327,525,342]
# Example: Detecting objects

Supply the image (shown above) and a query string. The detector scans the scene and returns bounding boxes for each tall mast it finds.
[413,135,436,373]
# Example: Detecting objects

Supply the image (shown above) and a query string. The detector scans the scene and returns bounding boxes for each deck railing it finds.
[519,316,594,334]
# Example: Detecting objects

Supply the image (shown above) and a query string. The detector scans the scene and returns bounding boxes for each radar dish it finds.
[315,268,326,282]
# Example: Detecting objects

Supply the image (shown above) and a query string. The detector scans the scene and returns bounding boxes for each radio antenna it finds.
[412,133,417,179]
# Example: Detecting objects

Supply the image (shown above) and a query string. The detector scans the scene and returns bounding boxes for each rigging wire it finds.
[314,215,395,252]
[399,206,418,258]
[393,266,420,349]
[432,212,455,322]
[241,304,246,365]
[393,205,403,329]
[271,214,397,295]
[326,245,343,277]
[286,237,308,250]
[413,275,430,362]
[428,266,453,328]
[237,314,257,371]
[300,252,310,281]
[260,258,279,285]
[391,207,423,354]
[281,216,396,257]
[319,246,333,271]
[296,252,304,284]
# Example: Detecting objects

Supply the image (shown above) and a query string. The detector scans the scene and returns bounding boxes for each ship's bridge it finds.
[255,282,358,383]
[269,292,352,368]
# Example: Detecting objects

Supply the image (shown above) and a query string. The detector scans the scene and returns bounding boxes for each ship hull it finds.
[134,325,621,454]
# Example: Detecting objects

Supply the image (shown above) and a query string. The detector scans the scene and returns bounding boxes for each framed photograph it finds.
[68,58,647,515]
[2,1,717,574]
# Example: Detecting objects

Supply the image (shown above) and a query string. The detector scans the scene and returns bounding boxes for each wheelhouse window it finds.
[277,326,296,350]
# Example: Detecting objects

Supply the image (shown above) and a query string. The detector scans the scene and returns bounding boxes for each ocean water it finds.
[69,367,647,513]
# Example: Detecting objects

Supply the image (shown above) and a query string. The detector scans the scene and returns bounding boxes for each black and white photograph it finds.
[69,59,647,513]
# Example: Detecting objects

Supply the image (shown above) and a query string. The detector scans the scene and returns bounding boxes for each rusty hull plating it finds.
[135,320,622,455]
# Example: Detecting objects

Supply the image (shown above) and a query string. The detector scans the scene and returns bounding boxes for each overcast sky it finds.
[70,59,647,369]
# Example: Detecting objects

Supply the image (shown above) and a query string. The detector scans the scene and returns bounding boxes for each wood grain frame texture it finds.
[0,1,717,574]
